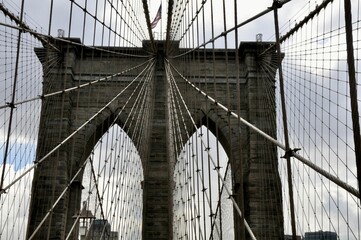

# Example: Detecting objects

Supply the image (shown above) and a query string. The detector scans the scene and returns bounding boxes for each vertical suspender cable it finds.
[343,0,361,200]
[0,0,25,192]
[273,1,297,239]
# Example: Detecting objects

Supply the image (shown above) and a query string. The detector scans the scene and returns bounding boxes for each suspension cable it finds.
[171,0,292,59]
[0,60,154,195]
[165,60,257,239]
[168,59,360,199]
[0,59,151,109]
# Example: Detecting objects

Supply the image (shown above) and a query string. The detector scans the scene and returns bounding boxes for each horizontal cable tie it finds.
[271,0,284,9]
[6,102,15,108]
[281,148,301,159]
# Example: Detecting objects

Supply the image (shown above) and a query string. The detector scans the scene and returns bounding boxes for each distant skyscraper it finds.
[304,231,337,240]
[84,219,118,240]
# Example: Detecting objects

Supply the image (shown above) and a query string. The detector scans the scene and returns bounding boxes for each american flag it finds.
[151,5,161,29]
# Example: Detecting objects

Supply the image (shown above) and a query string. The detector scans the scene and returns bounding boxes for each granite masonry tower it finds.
[27,40,283,239]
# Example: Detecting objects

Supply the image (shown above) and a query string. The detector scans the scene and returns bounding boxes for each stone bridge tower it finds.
[27,39,283,239]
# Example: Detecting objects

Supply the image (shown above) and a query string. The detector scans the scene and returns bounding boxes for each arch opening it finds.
[79,124,143,239]
[173,125,234,239]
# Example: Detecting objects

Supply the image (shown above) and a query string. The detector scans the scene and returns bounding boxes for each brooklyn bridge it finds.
[0,0,360,239]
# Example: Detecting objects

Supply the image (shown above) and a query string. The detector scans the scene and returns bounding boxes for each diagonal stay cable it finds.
[261,57,359,182]
[167,62,198,237]
[0,59,152,110]
[95,60,154,220]
[28,156,90,240]
[171,0,292,59]
[65,201,87,240]
[70,0,143,46]
[54,37,150,58]
[259,0,334,56]
[169,0,190,43]
[0,21,60,52]
[165,61,257,240]
[99,73,150,227]
[83,58,154,211]
[273,4,297,237]
[166,64,208,239]
[71,59,154,232]
[141,0,155,52]
[0,60,154,195]
[113,0,147,40]
[30,59,155,239]
[169,0,186,39]
[0,2,59,52]
[167,59,360,199]
[166,64,231,238]
[171,82,219,239]
[88,154,107,228]
[210,162,232,237]
[0,0,26,194]
[174,0,207,43]
[98,67,153,235]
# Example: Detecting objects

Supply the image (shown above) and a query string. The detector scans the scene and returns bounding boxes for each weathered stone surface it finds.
[27,39,283,240]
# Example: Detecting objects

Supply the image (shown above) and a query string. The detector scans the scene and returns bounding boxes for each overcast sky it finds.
[1,0,360,239]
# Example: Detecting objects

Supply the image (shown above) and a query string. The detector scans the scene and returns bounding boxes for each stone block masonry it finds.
[27,39,283,239]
